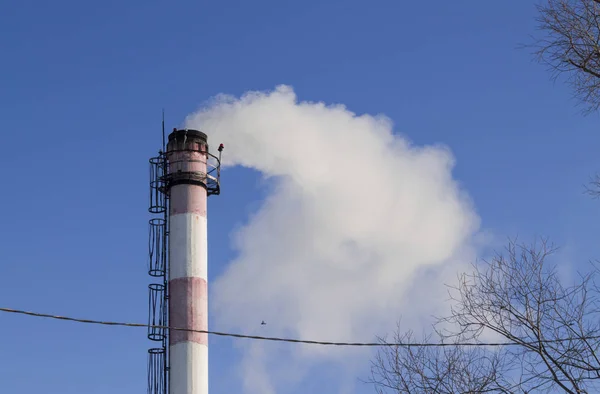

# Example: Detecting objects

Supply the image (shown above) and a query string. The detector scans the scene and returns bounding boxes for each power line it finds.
[1,306,598,348]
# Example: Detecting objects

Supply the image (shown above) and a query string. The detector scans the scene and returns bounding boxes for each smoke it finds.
[184,85,483,393]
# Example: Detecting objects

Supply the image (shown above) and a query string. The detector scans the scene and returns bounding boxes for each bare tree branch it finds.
[584,173,600,197]
[532,0,600,113]
[371,239,600,393]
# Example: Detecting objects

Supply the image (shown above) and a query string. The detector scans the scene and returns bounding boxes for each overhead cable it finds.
[1,306,597,348]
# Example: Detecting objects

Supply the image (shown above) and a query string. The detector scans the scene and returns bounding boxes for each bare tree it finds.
[584,173,600,197]
[371,329,511,394]
[371,240,600,393]
[533,0,600,112]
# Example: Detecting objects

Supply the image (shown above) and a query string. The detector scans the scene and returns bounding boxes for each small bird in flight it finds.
[261,321,266,325]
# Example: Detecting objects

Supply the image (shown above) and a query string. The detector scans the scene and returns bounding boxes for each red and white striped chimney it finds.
[166,129,212,394]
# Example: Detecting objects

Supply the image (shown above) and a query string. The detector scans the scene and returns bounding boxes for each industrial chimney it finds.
[147,127,222,394]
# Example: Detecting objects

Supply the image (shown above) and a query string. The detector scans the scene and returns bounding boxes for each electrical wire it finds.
[1,306,599,348]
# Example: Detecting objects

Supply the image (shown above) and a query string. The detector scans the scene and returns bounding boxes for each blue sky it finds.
[1,0,600,393]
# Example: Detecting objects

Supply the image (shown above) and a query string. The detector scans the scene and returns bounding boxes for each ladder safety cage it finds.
[147,151,169,394]
[148,348,166,394]
[147,283,167,341]
[149,154,167,214]
[148,218,167,277]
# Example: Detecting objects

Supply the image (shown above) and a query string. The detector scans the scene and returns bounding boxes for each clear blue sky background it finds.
[1,1,599,393]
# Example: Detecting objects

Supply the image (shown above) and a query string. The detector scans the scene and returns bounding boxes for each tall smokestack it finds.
[165,128,221,394]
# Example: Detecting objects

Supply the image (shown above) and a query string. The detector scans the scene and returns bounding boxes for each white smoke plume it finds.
[185,85,483,393]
